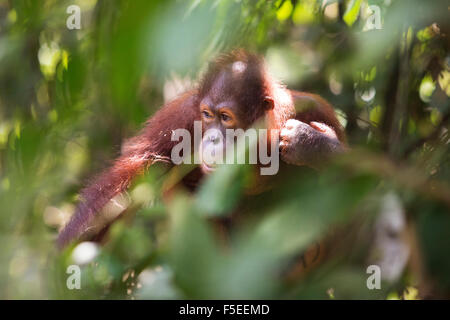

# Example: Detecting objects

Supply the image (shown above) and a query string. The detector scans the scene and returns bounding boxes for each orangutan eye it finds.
[202,110,213,119]
[221,113,231,122]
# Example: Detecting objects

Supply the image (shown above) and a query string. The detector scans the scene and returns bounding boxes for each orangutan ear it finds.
[263,96,274,111]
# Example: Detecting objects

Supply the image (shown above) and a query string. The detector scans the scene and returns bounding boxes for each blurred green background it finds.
[0,0,449,299]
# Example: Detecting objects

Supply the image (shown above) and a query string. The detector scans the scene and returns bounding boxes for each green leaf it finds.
[343,0,362,26]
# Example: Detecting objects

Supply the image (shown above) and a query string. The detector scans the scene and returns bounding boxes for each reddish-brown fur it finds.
[57,92,200,248]
[291,91,346,142]
[57,50,345,248]
[199,51,269,125]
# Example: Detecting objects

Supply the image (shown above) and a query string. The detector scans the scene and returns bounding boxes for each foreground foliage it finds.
[0,0,448,299]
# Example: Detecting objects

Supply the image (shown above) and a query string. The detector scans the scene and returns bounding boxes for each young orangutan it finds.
[57,50,346,249]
